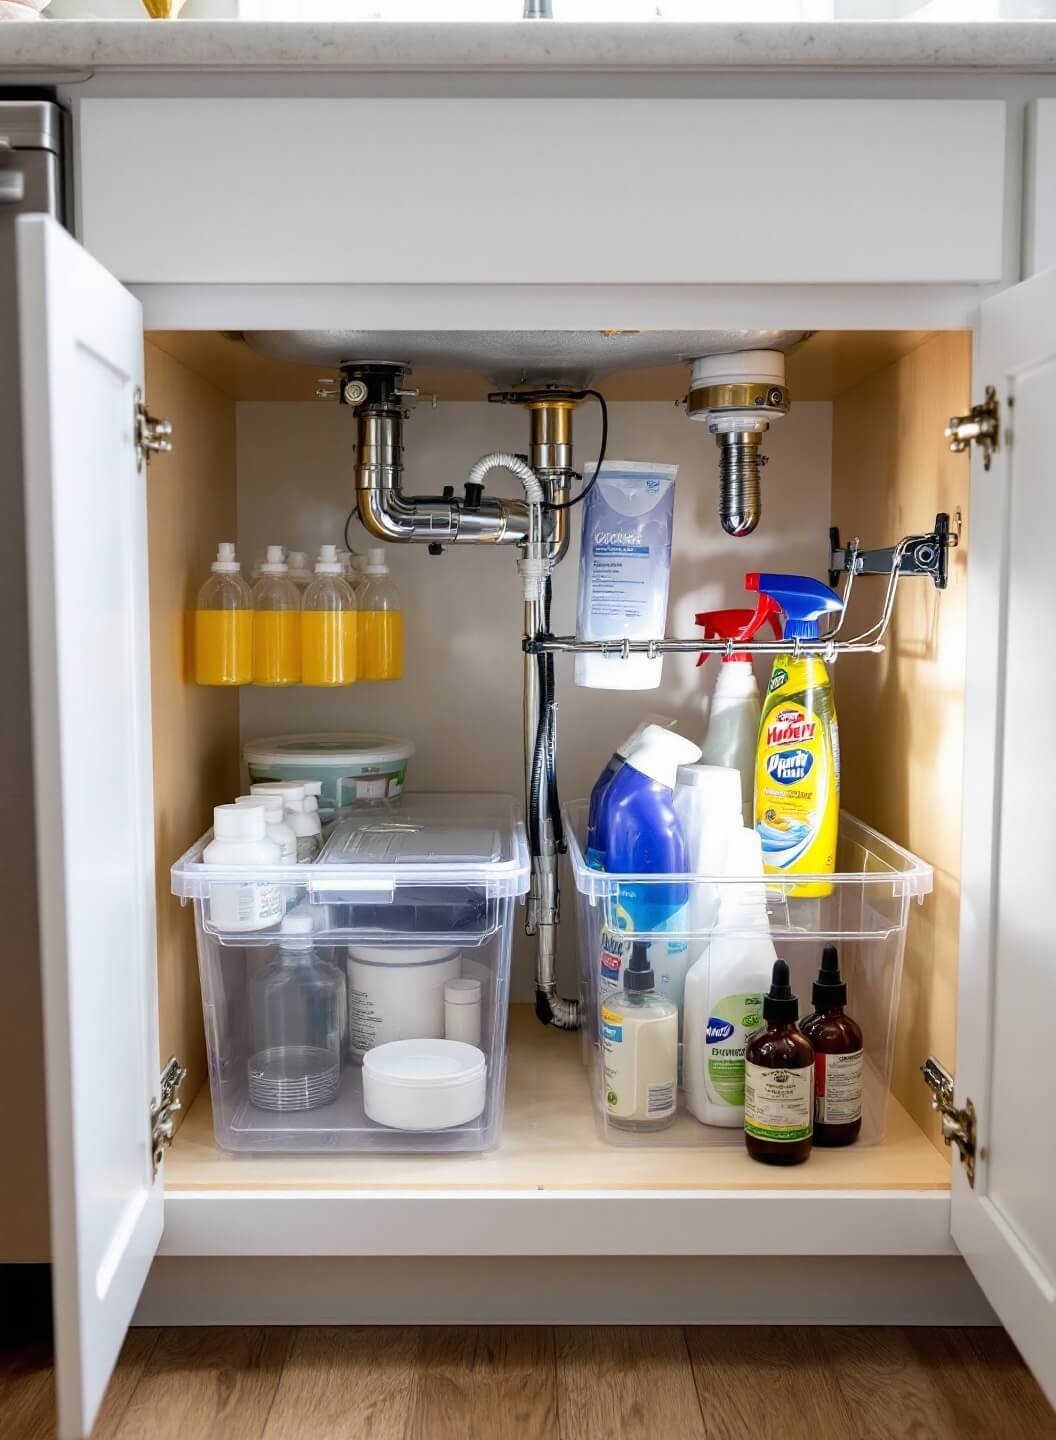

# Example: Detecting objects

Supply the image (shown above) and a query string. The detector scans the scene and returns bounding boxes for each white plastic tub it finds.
[243,732,415,818]
[565,802,933,1149]
[171,794,528,1154]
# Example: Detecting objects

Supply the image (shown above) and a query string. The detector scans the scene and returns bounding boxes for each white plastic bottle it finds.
[701,660,764,827]
[250,781,322,862]
[203,804,284,932]
[683,827,776,1127]
[601,942,678,1132]
[672,763,744,935]
[234,793,297,864]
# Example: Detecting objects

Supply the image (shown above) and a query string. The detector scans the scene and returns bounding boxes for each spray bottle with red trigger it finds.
[696,601,782,826]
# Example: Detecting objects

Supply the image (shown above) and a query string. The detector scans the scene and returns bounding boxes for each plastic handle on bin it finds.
[693,599,782,666]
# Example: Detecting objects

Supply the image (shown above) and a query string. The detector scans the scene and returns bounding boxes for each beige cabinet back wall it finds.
[236,398,833,998]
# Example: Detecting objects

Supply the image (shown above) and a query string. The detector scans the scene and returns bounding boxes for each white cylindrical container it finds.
[362,1039,486,1131]
[444,978,482,1047]
[235,793,297,865]
[202,804,283,932]
[346,946,463,1060]
[250,781,321,861]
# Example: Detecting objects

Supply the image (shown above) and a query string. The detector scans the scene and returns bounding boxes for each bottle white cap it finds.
[615,713,675,760]
[302,780,323,797]
[287,549,310,573]
[279,911,314,950]
[260,544,289,575]
[445,978,481,1006]
[235,793,284,821]
[213,803,266,842]
[251,781,306,801]
[211,541,241,574]
[314,543,344,576]
[362,546,390,576]
[627,725,702,789]
[675,764,743,817]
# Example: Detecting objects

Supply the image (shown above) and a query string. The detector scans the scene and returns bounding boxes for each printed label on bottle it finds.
[815,1048,863,1125]
[705,992,764,1108]
[647,1081,676,1116]
[601,1006,677,1123]
[599,928,631,989]
[744,1061,813,1142]
[209,880,283,931]
[346,984,382,1058]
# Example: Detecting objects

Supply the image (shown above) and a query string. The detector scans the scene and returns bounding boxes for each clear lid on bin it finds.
[171,793,530,903]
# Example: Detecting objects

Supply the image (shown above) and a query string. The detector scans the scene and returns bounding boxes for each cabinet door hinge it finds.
[150,1056,187,1181]
[944,385,1000,471]
[134,386,174,471]
[921,1056,976,1187]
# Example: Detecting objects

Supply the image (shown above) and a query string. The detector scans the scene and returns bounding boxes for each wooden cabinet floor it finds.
[2,1325,1053,1440]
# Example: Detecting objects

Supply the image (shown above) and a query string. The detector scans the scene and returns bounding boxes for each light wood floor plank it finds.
[826,1327,960,1439]
[408,1327,556,1440]
[686,1326,858,1440]
[262,1327,417,1440]
[0,1342,55,1440]
[556,1326,706,1440]
[114,1327,291,1440]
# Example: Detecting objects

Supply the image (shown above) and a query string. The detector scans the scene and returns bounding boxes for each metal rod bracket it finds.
[829,512,956,591]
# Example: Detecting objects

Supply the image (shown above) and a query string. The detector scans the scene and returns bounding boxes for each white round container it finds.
[244,733,416,817]
[346,946,462,1060]
[362,1039,487,1131]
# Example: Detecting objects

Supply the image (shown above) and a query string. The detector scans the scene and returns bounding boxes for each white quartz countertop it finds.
[2,20,1056,73]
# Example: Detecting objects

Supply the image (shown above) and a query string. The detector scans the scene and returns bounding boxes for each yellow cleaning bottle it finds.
[252,545,302,686]
[195,542,253,685]
[356,547,404,682]
[748,573,843,899]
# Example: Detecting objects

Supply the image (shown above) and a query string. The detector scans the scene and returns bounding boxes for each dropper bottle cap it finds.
[622,941,655,994]
[762,958,799,1023]
[812,945,847,1009]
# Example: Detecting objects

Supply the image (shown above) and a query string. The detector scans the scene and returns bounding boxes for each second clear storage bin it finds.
[565,803,933,1149]
[171,794,529,1153]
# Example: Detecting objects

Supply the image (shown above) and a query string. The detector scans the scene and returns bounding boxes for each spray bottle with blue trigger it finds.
[746,573,843,898]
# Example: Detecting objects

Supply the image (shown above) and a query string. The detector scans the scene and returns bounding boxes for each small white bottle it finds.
[683,827,776,1128]
[203,804,284,932]
[302,779,323,819]
[601,942,678,1132]
[673,763,743,933]
[444,978,482,1047]
[700,659,765,828]
[250,781,321,862]
[234,793,297,865]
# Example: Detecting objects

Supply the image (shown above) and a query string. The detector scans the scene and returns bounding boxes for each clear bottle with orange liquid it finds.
[195,542,252,686]
[252,545,301,686]
[301,545,357,687]
[356,547,404,682]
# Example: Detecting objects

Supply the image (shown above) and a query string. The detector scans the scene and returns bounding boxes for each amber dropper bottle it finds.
[801,945,864,1147]
[744,958,814,1166]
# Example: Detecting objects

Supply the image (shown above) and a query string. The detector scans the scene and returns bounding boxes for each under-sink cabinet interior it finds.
[142,327,969,1192]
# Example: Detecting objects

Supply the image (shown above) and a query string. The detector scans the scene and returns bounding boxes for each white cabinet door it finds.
[16,214,161,1440]
[956,266,1056,1406]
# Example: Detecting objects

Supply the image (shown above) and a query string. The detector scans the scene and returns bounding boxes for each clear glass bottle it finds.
[248,911,345,1112]
[601,942,678,1133]
[301,544,357,686]
[195,542,252,686]
[251,545,302,686]
[356,547,404,681]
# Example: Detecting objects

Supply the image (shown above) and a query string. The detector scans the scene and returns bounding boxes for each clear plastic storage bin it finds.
[565,803,933,1148]
[171,794,529,1153]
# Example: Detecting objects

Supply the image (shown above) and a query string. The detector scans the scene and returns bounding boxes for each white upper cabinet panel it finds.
[77,98,1006,287]
[1025,99,1056,278]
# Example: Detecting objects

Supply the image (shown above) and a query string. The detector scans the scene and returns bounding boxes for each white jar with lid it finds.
[346,945,462,1060]
[203,804,284,932]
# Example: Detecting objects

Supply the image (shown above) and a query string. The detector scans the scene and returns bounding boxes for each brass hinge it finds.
[945,385,999,472]
[921,1056,976,1188]
[134,386,174,471]
[150,1056,187,1181]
